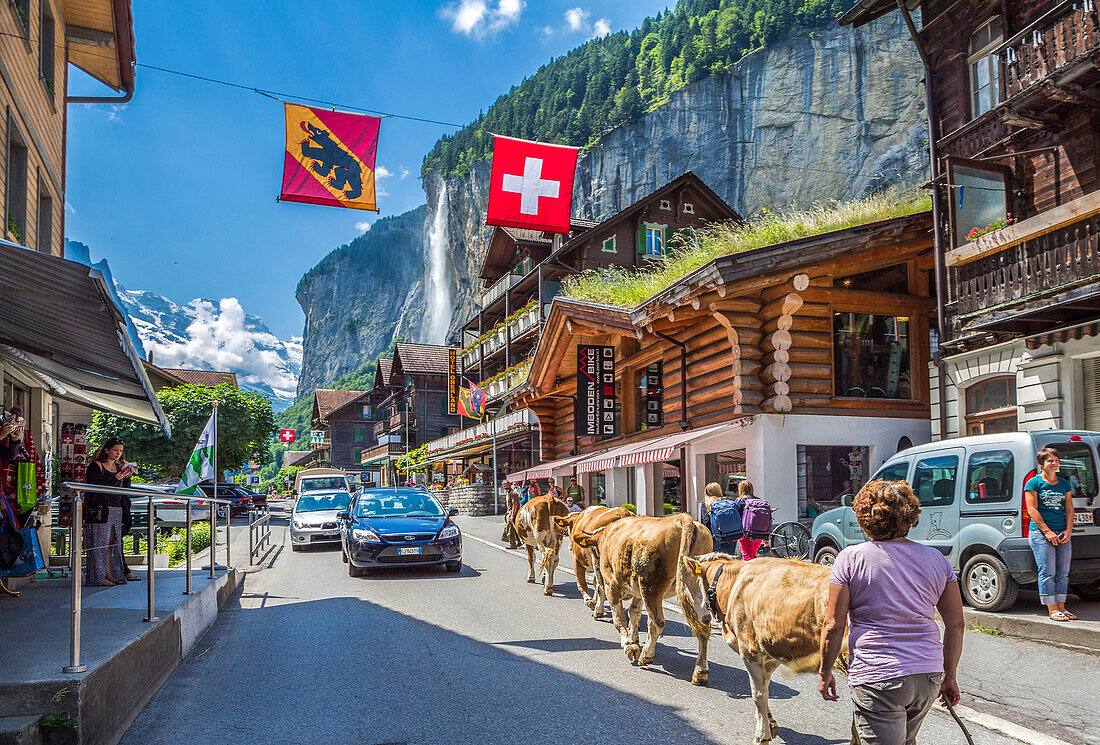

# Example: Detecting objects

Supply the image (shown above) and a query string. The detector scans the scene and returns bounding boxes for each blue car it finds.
[338,488,462,576]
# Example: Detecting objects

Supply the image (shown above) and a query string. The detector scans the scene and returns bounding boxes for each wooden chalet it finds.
[842,0,1100,438]
[310,388,375,472]
[516,212,936,521]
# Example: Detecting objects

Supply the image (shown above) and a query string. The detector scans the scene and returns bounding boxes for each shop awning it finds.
[576,442,645,474]
[616,422,738,467]
[0,242,170,434]
[509,452,588,481]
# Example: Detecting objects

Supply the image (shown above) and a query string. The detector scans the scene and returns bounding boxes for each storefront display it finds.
[704,449,746,497]
[59,422,87,485]
[797,444,869,519]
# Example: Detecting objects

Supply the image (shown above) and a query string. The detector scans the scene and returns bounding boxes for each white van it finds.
[294,467,351,496]
[811,430,1100,611]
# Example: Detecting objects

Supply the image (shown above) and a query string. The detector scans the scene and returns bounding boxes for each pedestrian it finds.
[734,480,768,561]
[565,496,582,512]
[1025,447,1076,621]
[84,438,136,586]
[548,480,564,501]
[565,476,585,507]
[818,479,964,745]
[700,481,742,555]
[501,481,520,549]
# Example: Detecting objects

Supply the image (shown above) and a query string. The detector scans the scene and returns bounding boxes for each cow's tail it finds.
[675,513,711,640]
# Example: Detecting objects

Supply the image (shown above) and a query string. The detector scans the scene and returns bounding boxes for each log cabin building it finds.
[309,388,375,473]
[514,211,936,521]
[841,1,1100,438]
[417,173,742,481]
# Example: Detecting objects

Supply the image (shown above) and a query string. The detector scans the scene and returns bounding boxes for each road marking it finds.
[465,529,1070,745]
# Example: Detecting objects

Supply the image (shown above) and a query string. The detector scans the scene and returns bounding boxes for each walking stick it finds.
[849,697,974,745]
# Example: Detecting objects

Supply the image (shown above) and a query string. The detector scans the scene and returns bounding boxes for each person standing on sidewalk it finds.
[1025,447,1076,621]
[734,480,768,560]
[819,479,964,745]
[566,476,585,507]
[501,481,520,549]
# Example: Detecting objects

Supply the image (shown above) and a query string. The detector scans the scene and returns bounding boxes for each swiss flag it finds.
[486,136,579,234]
[279,429,295,443]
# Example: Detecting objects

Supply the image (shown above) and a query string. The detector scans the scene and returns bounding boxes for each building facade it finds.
[310,389,376,472]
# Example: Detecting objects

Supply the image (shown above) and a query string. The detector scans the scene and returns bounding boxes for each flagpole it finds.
[212,402,219,578]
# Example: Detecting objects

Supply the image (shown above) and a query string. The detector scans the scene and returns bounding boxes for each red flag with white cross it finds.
[486,136,579,234]
[279,429,295,443]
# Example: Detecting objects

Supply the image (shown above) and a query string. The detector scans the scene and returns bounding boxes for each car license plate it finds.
[1074,512,1094,526]
[399,546,421,556]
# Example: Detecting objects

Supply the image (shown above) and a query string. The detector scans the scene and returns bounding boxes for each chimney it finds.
[147,350,154,365]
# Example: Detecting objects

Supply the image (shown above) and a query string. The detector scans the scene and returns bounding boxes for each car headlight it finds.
[352,527,382,543]
[292,520,307,529]
[438,524,460,540]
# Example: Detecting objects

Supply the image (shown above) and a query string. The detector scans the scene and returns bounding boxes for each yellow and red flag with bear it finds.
[281,103,380,211]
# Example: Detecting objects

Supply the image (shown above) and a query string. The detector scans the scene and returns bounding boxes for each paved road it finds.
[122,511,1098,745]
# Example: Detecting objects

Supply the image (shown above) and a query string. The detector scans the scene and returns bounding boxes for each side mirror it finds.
[840,494,854,507]
[448,508,459,517]
[336,510,349,520]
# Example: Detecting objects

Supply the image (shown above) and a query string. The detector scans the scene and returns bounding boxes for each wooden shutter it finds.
[664,225,674,253]
[637,225,646,255]
[1084,358,1100,430]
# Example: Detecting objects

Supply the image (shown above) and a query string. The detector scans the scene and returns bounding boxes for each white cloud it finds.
[355,221,372,232]
[64,201,75,215]
[376,165,393,179]
[399,167,410,180]
[592,17,611,37]
[442,0,524,38]
[83,103,126,123]
[564,7,589,31]
[537,24,554,38]
[141,298,300,399]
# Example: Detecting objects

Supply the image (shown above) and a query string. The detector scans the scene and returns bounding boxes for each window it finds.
[912,454,958,507]
[645,225,664,257]
[798,445,870,518]
[9,0,27,30]
[874,460,911,483]
[964,376,1017,436]
[36,175,51,254]
[948,158,1010,247]
[361,404,371,419]
[965,450,1013,504]
[6,116,27,246]
[353,424,365,442]
[39,5,55,96]
[601,235,616,253]
[439,393,448,415]
[513,256,533,276]
[1049,441,1098,499]
[833,313,911,399]
[659,199,671,211]
[969,18,1003,118]
[683,202,695,215]
[835,263,909,294]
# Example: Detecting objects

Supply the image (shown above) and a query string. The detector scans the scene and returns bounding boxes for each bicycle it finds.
[762,521,812,560]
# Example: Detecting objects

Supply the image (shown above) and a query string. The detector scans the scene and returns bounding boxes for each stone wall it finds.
[434,484,504,516]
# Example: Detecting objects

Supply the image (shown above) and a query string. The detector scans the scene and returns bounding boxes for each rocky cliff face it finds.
[296,14,928,392]
[295,206,426,396]
[421,13,927,343]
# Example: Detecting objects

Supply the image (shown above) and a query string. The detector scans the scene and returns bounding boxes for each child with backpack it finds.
[699,480,772,559]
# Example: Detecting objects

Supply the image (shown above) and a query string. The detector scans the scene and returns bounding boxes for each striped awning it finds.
[508,453,588,481]
[617,422,740,468]
[575,442,642,474]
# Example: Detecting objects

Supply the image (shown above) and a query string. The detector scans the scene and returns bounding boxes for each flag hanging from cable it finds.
[177,412,217,495]
[486,135,579,234]
[457,380,486,420]
[281,103,381,211]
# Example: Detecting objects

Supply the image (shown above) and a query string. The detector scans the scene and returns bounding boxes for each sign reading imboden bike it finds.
[576,344,616,438]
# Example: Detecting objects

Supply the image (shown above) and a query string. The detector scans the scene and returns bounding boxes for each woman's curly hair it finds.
[853,479,921,541]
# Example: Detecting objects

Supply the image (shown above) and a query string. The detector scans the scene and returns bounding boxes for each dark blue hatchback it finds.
[338,488,462,576]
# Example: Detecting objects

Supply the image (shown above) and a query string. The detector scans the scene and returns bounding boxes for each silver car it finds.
[131,484,210,529]
[291,490,353,550]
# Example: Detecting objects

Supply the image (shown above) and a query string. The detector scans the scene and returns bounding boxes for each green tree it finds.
[88,383,276,479]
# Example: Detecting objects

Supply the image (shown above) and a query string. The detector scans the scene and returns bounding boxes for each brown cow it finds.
[514,495,570,595]
[554,505,633,618]
[572,513,714,685]
[685,554,845,745]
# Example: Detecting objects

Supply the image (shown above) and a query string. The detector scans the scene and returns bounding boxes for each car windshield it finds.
[355,492,444,518]
[301,477,345,492]
[296,492,351,512]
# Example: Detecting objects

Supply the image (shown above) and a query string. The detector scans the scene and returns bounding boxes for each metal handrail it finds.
[58,482,236,675]
[248,507,272,562]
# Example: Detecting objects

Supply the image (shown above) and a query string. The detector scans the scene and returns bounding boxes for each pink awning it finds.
[508,452,588,481]
[616,422,739,467]
[575,442,642,474]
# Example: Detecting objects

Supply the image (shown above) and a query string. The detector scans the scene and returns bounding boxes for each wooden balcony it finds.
[1002,1,1100,101]
[938,114,1012,160]
[389,411,415,430]
[947,203,1100,335]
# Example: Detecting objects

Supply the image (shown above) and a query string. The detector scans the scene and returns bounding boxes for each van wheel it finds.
[962,554,1019,612]
[815,545,839,566]
[1071,581,1100,602]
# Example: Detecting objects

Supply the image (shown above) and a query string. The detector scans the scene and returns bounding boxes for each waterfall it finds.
[426,188,452,345]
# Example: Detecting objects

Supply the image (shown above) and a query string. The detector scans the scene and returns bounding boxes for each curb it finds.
[963,608,1100,655]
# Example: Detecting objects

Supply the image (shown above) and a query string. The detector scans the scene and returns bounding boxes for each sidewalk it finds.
[0,516,266,745]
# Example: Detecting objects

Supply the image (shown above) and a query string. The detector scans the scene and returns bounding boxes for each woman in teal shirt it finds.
[1024,447,1077,621]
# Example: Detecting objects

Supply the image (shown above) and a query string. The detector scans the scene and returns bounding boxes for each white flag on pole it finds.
[177,412,216,495]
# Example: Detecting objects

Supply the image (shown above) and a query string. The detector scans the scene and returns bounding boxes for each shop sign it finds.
[310,429,326,445]
[644,361,663,428]
[577,344,616,438]
[448,349,459,415]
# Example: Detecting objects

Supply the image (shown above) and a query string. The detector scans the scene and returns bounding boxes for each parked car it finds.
[290,490,353,550]
[811,430,1100,611]
[197,483,252,518]
[338,488,461,576]
[130,484,209,529]
[238,487,266,508]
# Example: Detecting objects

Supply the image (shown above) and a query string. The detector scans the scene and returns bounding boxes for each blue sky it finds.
[65,0,671,340]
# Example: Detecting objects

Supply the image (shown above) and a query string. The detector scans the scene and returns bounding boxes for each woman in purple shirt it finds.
[819,480,965,745]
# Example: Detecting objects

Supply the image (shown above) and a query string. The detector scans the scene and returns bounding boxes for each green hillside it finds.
[422,0,846,176]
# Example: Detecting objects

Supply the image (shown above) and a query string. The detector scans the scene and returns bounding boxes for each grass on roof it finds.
[561,189,932,308]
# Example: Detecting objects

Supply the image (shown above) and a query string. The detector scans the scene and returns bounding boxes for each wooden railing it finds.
[949,213,1100,318]
[938,114,1012,160]
[1002,1,1100,98]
